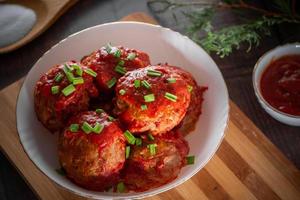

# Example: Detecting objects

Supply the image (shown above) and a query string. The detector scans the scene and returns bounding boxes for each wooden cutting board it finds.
[1,13,300,200]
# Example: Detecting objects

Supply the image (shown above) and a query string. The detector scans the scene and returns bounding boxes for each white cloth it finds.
[0,4,36,48]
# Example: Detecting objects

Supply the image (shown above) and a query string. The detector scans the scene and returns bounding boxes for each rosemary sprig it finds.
[148,0,300,58]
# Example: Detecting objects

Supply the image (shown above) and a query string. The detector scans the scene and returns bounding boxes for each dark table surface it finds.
[0,0,299,200]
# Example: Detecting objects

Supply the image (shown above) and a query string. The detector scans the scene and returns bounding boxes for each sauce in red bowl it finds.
[260,55,300,116]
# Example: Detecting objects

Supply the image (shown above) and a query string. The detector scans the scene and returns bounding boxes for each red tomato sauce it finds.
[260,55,300,116]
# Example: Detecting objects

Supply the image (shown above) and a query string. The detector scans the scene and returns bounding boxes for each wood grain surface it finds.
[0,0,78,53]
[0,12,300,200]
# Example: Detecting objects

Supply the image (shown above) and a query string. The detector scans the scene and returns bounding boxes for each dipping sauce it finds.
[260,55,300,116]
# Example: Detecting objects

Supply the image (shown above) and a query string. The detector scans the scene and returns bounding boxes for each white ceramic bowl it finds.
[16,22,229,199]
[253,43,300,126]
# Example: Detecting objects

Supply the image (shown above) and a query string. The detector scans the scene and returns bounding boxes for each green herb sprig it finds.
[148,0,300,58]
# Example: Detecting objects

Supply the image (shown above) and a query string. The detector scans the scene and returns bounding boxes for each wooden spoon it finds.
[0,0,78,54]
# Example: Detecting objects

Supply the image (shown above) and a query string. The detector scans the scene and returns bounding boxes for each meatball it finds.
[163,64,208,135]
[58,111,126,191]
[81,45,150,92]
[34,61,98,132]
[115,65,191,135]
[123,131,189,192]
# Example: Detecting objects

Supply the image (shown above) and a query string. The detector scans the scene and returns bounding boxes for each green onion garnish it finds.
[71,64,83,76]
[93,122,104,134]
[106,77,117,88]
[114,49,121,58]
[127,53,136,60]
[141,104,147,110]
[164,92,177,102]
[134,79,140,88]
[118,60,125,66]
[148,133,154,141]
[73,77,84,85]
[167,78,176,83]
[148,144,157,156]
[144,94,155,102]
[114,65,126,75]
[186,156,195,165]
[64,64,74,72]
[141,80,151,89]
[119,89,126,95]
[95,108,104,114]
[105,43,112,53]
[135,138,142,146]
[84,68,97,77]
[108,116,115,121]
[69,124,79,132]
[51,86,60,94]
[116,182,125,193]
[125,146,130,159]
[62,84,75,96]
[54,73,63,82]
[81,122,93,134]
[63,65,75,82]
[124,130,136,145]
[147,69,162,77]
[187,85,193,93]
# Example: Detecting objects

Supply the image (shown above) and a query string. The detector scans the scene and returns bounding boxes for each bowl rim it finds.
[16,21,229,199]
[252,42,300,119]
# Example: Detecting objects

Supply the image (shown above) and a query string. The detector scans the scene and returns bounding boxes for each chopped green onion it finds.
[55,168,66,176]
[124,130,136,145]
[148,133,154,141]
[187,85,193,93]
[148,144,157,156]
[71,64,83,76]
[114,65,126,75]
[69,124,79,132]
[108,116,115,121]
[73,77,84,85]
[114,49,122,58]
[63,65,75,82]
[106,77,117,88]
[167,78,176,83]
[62,84,75,96]
[141,104,147,110]
[141,80,151,89]
[51,86,60,94]
[119,89,126,95]
[164,92,177,102]
[118,60,125,66]
[116,182,125,193]
[134,79,140,88]
[84,68,97,77]
[81,122,93,134]
[54,73,63,82]
[135,138,142,146]
[64,64,74,72]
[147,69,162,77]
[105,43,112,53]
[144,94,155,102]
[127,53,136,60]
[93,122,104,134]
[125,146,130,159]
[186,156,195,165]
[95,108,104,114]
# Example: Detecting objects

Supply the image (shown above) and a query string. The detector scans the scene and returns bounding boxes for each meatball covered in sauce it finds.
[34,61,98,132]
[123,131,189,192]
[115,65,191,135]
[163,64,207,135]
[81,45,150,92]
[58,111,126,191]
